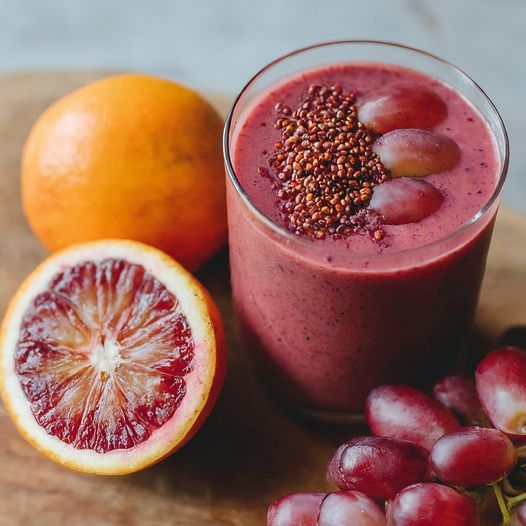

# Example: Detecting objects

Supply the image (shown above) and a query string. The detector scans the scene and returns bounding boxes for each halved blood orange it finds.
[0,240,226,474]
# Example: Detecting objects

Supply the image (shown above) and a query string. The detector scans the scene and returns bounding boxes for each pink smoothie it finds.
[227,62,501,416]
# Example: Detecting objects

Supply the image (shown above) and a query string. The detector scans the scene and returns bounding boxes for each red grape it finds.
[358,83,447,134]
[267,492,325,526]
[433,375,487,425]
[512,503,526,525]
[327,436,431,501]
[318,491,386,526]
[372,129,460,178]
[365,385,460,451]
[475,346,526,439]
[369,178,444,225]
[430,426,517,487]
[386,483,479,526]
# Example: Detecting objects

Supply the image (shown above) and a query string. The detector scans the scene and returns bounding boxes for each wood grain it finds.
[0,71,524,526]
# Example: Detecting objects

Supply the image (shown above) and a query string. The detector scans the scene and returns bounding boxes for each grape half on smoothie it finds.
[225,42,506,419]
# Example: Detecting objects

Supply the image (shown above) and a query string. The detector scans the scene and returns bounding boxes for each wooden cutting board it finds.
[0,71,525,526]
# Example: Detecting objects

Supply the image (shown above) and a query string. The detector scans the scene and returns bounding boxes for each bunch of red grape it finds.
[267,340,526,526]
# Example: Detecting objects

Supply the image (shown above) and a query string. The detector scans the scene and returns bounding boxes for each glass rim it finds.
[223,40,509,258]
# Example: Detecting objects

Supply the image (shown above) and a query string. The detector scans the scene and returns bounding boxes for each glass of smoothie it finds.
[223,41,508,421]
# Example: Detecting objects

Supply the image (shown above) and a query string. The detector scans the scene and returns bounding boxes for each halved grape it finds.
[365,385,460,451]
[358,84,447,134]
[327,436,431,501]
[433,375,488,425]
[369,178,443,225]
[318,491,386,526]
[373,129,460,178]
[475,347,526,440]
[430,426,517,487]
[267,492,325,526]
[386,483,479,526]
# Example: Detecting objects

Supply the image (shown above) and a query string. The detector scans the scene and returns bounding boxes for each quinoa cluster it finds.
[261,84,390,240]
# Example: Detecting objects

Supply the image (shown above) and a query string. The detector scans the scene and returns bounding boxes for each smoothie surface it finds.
[232,62,500,256]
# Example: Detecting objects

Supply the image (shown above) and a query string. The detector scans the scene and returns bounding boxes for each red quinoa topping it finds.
[263,84,390,240]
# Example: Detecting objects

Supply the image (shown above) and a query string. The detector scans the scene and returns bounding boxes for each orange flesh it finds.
[15,259,194,453]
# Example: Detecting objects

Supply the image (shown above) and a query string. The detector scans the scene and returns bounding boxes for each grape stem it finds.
[502,478,522,498]
[507,491,526,509]
[493,483,511,526]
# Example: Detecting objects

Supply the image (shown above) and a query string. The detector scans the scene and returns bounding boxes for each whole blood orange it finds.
[21,74,227,271]
[0,240,226,474]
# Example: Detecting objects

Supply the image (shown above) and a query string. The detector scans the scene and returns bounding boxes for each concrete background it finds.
[1,0,524,210]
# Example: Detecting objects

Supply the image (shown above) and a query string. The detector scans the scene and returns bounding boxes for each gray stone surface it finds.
[0,0,524,210]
